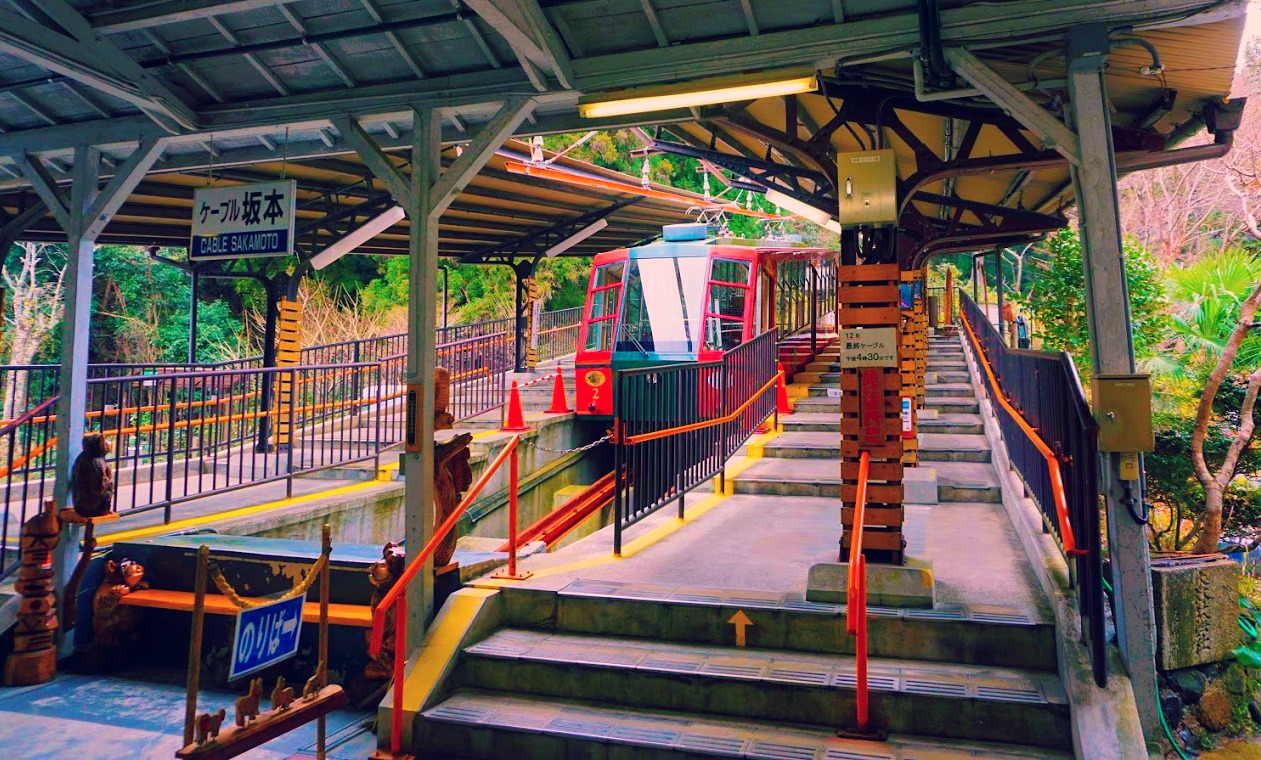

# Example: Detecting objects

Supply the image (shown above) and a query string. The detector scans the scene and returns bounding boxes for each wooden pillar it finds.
[838,263,905,564]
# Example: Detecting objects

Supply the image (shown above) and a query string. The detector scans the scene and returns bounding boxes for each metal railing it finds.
[0,310,580,579]
[612,330,778,554]
[926,285,958,327]
[958,288,1106,686]
[536,306,581,363]
[369,433,526,757]
[847,450,873,736]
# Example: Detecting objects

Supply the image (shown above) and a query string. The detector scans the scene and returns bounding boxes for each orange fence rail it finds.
[846,450,872,734]
[368,434,525,757]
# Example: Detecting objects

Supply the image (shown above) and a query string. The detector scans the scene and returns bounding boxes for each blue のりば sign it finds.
[228,593,305,681]
[190,179,296,261]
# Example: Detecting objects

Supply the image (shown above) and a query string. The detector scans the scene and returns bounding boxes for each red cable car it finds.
[575,223,832,418]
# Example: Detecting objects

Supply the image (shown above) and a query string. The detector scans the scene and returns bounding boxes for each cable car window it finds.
[617,257,707,354]
[710,258,751,286]
[584,262,624,351]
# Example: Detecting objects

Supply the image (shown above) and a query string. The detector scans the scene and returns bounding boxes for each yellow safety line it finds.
[98,479,386,547]
[400,587,499,713]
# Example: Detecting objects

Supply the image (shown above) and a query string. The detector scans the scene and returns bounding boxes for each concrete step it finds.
[936,461,1003,503]
[791,396,841,413]
[420,690,1070,759]
[457,630,1070,749]
[781,412,842,433]
[933,371,972,384]
[919,433,991,463]
[496,579,1056,670]
[926,382,975,399]
[919,413,985,435]
[732,458,840,497]
[807,384,842,397]
[925,396,980,414]
[762,431,839,458]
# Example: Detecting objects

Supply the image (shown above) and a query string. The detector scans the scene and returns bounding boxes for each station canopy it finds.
[0,0,1248,262]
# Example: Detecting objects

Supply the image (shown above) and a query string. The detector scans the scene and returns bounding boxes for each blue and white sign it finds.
[228,593,305,681]
[191,179,296,261]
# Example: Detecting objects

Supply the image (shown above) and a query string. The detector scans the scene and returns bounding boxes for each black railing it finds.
[438,329,514,422]
[959,289,1105,686]
[537,306,581,363]
[612,330,778,554]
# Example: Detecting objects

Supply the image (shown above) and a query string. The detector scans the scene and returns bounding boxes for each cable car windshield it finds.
[617,257,708,354]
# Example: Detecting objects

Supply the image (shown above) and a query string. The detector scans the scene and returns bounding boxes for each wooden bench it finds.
[117,589,373,628]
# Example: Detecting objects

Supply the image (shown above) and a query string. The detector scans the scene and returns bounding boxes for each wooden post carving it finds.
[3,500,60,686]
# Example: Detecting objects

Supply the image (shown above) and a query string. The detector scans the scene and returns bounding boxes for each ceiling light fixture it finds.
[764,188,842,234]
[578,71,819,119]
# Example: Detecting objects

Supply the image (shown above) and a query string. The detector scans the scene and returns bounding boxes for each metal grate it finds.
[547,718,612,738]
[823,748,896,760]
[976,684,1046,703]
[765,667,832,686]
[903,679,967,697]
[677,733,747,754]
[426,703,491,723]
[748,741,819,760]
[608,725,681,745]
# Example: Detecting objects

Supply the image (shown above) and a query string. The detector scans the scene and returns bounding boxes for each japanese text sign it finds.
[228,592,305,681]
[838,327,898,368]
[191,180,296,261]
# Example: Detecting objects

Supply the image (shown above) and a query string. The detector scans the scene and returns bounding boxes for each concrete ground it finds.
[505,460,1050,623]
[0,666,375,759]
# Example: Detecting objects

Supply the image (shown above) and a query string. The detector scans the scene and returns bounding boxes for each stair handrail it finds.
[958,302,1082,556]
[846,450,872,734]
[368,433,523,757]
[621,370,783,445]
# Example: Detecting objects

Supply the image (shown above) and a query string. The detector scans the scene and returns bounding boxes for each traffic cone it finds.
[502,381,529,431]
[546,371,571,414]
[776,363,793,415]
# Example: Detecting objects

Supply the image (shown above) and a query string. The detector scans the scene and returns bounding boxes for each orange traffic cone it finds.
[546,371,571,414]
[776,363,793,415]
[502,381,529,431]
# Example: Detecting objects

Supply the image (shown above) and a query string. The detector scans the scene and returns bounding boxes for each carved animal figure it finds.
[433,432,473,568]
[302,666,324,701]
[194,708,226,745]
[364,542,406,680]
[234,677,263,727]
[270,676,295,711]
[70,433,114,518]
[91,558,148,647]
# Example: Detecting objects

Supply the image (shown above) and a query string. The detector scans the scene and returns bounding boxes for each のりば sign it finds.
[191,180,296,260]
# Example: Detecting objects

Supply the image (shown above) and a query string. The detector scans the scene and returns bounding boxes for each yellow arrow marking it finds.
[728,610,753,648]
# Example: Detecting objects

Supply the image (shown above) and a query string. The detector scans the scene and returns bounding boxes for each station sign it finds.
[191,179,296,261]
[838,327,898,368]
[228,592,305,681]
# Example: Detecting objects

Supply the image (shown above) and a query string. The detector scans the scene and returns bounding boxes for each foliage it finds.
[1166,249,1261,377]
[1024,229,1170,369]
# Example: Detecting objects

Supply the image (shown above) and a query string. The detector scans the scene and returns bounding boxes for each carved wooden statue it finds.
[364,541,405,680]
[270,676,295,711]
[194,708,226,745]
[71,433,114,519]
[3,500,60,686]
[434,433,473,568]
[234,677,263,726]
[92,557,148,648]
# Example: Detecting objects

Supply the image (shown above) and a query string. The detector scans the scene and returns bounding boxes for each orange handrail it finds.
[959,310,1082,556]
[369,434,523,756]
[846,450,871,733]
[622,371,782,445]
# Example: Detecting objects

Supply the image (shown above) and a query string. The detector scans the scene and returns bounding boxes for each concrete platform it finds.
[0,667,374,759]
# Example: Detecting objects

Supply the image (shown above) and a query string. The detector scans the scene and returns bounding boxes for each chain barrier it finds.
[520,434,610,455]
[208,550,328,609]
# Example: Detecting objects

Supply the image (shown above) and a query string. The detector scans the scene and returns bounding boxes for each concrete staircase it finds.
[405,335,1070,758]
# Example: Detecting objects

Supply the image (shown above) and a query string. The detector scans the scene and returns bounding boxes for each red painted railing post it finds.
[493,437,532,581]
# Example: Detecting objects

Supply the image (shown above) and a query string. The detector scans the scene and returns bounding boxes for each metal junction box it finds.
[837,149,897,227]
[1092,373,1155,452]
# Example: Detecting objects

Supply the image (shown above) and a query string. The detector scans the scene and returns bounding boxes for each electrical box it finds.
[837,149,898,227]
[1092,374,1155,453]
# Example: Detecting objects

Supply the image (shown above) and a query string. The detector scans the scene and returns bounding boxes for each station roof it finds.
[0,0,1248,262]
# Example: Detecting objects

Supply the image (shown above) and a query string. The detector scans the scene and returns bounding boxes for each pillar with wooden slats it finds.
[838,263,905,565]
[275,297,303,448]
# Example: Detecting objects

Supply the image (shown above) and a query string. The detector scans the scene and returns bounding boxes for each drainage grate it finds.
[465,641,528,658]
[780,598,843,614]
[748,741,819,760]
[835,673,898,691]
[547,718,612,738]
[563,579,625,595]
[765,667,832,686]
[976,684,1046,703]
[904,607,967,621]
[823,749,895,760]
[672,592,724,604]
[971,610,1034,625]
[639,656,704,673]
[700,662,764,679]
[426,703,491,723]
[677,733,746,754]
[903,679,967,697]
[608,725,681,745]
[727,596,781,608]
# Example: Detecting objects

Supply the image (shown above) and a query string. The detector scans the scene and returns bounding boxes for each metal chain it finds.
[520,434,610,455]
